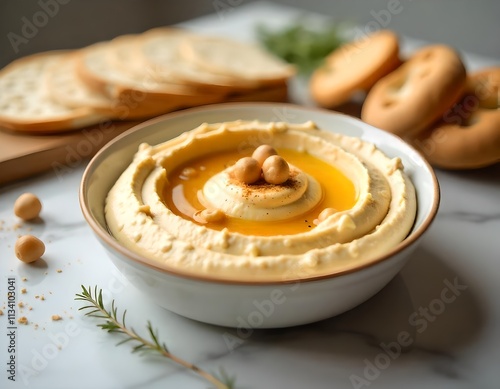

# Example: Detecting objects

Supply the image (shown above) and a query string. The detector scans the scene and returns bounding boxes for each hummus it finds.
[105,120,417,281]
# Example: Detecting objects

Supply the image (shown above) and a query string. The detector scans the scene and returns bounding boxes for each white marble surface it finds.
[1,2,500,388]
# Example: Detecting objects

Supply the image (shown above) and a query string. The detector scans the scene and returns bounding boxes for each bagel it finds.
[466,66,499,109]
[361,45,467,138]
[414,67,500,169]
[309,29,401,108]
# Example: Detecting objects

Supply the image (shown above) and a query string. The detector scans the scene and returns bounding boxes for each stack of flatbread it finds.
[0,28,295,133]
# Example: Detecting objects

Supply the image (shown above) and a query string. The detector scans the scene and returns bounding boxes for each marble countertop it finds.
[1,2,499,388]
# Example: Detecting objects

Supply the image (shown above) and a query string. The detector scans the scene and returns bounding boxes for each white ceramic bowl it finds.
[80,103,439,328]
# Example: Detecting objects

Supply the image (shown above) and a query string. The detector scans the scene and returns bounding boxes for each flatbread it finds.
[0,51,108,133]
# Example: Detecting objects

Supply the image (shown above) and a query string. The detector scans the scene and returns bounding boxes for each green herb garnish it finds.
[75,285,235,389]
[256,20,346,74]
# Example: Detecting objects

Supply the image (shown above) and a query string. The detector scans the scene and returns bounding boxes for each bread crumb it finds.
[22,277,28,281]
[56,269,62,273]
[18,302,24,308]
[0,309,3,316]
[40,295,45,301]
[21,288,27,294]
[51,315,62,321]
[35,295,40,299]
[18,317,28,325]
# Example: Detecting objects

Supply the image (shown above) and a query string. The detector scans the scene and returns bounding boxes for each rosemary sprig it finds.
[75,285,235,389]
[256,20,346,74]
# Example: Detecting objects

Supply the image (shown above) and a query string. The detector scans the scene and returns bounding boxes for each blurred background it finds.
[1,0,499,68]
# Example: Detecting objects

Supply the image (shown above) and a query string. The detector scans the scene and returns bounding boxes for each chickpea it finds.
[252,144,277,166]
[262,155,289,184]
[181,167,198,179]
[14,193,42,221]
[15,235,45,263]
[317,208,337,222]
[193,208,226,223]
[232,157,261,184]
[200,208,226,223]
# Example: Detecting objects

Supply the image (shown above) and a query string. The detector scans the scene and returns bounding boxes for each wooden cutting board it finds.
[0,121,140,186]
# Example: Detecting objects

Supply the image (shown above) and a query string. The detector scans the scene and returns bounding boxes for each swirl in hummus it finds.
[105,120,417,282]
